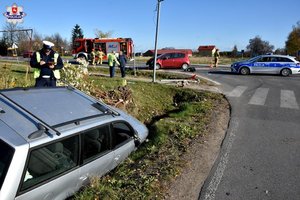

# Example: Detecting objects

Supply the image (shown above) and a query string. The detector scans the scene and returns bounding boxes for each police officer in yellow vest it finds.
[30,41,64,87]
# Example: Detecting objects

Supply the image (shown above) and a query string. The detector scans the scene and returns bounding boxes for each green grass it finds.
[0,60,226,199]
[72,82,224,199]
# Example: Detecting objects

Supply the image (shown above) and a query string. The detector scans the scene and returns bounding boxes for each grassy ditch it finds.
[0,60,225,199]
[73,75,224,199]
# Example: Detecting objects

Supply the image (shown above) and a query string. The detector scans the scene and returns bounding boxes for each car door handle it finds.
[114,155,121,161]
[80,176,88,181]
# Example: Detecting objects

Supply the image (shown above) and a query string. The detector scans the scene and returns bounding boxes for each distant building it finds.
[143,49,193,57]
[198,45,216,56]
[135,52,143,57]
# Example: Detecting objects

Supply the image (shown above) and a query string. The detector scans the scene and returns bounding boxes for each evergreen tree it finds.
[285,21,300,56]
[0,37,8,56]
[71,24,84,46]
[232,45,238,57]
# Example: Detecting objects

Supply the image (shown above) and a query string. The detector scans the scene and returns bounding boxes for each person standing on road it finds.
[107,51,120,78]
[118,51,127,78]
[213,48,220,68]
[30,41,64,87]
[96,49,105,65]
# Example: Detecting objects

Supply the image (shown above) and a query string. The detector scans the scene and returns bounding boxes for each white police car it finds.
[0,86,148,200]
[231,54,300,76]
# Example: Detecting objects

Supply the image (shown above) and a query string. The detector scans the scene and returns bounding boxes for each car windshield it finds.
[157,54,165,58]
[248,56,261,62]
[0,139,14,191]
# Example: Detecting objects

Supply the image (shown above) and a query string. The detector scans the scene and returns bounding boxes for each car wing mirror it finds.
[133,134,141,147]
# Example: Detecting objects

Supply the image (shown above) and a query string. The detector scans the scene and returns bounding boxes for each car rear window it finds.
[0,139,15,190]
[275,57,293,62]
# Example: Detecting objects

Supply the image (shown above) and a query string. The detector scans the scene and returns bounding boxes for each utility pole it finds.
[153,0,164,82]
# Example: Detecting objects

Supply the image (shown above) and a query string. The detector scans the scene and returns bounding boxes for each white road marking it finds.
[280,90,299,109]
[227,86,247,97]
[248,88,269,106]
[203,118,239,200]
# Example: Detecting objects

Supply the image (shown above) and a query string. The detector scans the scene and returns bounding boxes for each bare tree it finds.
[94,29,113,38]
[32,31,43,51]
[43,33,69,55]
[1,22,33,53]
[246,36,274,56]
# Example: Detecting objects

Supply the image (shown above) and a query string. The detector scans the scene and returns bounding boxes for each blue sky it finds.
[1,0,300,53]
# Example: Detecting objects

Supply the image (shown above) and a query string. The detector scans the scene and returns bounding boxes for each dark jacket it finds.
[30,49,64,78]
[118,54,127,67]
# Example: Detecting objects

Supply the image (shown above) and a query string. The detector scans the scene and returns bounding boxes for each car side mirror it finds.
[134,138,141,147]
[133,134,141,147]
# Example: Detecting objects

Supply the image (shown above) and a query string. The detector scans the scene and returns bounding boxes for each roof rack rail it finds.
[94,102,120,116]
[64,84,120,116]
[28,123,47,139]
[0,107,5,113]
[0,92,61,139]
[52,113,107,129]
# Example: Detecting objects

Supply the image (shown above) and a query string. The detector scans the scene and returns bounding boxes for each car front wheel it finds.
[181,63,189,70]
[280,68,291,77]
[78,54,87,62]
[240,67,250,75]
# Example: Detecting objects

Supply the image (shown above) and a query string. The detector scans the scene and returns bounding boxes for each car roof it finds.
[0,87,119,145]
[260,54,296,59]
[249,54,299,62]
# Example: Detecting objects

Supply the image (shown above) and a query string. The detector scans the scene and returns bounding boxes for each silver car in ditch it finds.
[231,54,300,76]
[0,86,148,200]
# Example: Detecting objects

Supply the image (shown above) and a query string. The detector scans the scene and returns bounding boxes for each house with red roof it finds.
[198,45,217,56]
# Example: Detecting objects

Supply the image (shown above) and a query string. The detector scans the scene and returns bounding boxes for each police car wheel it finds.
[240,67,250,75]
[280,68,291,77]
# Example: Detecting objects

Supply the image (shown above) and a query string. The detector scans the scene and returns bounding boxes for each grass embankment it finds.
[74,76,224,199]
[0,60,225,199]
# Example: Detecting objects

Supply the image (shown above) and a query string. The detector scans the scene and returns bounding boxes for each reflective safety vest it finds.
[33,52,60,79]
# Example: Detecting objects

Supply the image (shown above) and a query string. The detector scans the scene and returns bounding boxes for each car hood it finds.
[232,60,252,66]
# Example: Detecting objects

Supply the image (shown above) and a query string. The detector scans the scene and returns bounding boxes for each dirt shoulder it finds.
[163,88,230,200]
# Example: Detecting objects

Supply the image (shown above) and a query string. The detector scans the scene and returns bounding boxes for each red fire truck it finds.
[72,37,133,62]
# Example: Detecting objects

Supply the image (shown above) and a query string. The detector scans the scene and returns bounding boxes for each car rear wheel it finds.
[155,63,161,70]
[280,68,291,77]
[240,67,250,75]
[181,63,189,70]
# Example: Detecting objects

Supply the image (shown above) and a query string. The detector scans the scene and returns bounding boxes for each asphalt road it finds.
[197,67,300,200]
